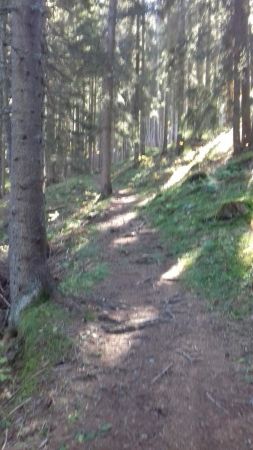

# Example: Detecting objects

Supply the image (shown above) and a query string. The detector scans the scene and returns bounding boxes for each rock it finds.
[216,201,248,221]
[187,172,208,183]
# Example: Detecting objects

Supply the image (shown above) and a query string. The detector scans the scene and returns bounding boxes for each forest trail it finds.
[4,188,253,450]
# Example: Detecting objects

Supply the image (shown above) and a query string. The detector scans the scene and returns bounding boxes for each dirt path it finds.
[4,189,253,449]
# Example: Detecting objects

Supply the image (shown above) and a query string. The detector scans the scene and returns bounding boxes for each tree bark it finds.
[139,0,146,156]
[9,0,51,326]
[133,2,141,164]
[241,0,251,147]
[100,0,118,198]
[233,0,242,153]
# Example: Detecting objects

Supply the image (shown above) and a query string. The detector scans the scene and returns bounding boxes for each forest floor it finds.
[1,133,253,449]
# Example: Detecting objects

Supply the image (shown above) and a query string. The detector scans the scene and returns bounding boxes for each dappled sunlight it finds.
[114,193,138,204]
[99,211,138,232]
[48,210,60,223]
[163,129,233,190]
[161,250,201,283]
[112,235,138,247]
[237,230,253,266]
[0,245,8,255]
[77,306,161,367]
[101,305,160,366]
[161,259,185,282]
[137,193,156,207]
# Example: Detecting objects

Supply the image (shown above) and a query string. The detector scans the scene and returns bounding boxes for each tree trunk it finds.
[100,0,118,198]
[205,0,212,91]
[233,50,241,153]
[177,0,186,132]
[133,2,141,164]
[233,0,242,153]
[161,83,169,156]
[241,0,251,147]
[242,65,251,147]
[9,0,51,327]
[139,0,146,156]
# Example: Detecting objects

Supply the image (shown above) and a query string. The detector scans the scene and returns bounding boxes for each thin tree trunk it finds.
[233,52,241,153]
[140,0,146,156]
[161,83,169,156]
[133,3,140,164]
[100,0,118,198]
[241,0,251,147]
[205,0,212,91]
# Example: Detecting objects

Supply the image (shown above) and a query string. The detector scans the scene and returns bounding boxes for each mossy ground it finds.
[18,301,72,398]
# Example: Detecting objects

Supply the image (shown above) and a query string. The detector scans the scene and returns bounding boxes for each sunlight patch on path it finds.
[99,211,138,232]
[101,306,159,366]
[113,235,138,247]
[161,250,201,283]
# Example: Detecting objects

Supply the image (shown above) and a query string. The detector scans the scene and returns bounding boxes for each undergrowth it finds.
[145,150,253,318]
[18,301,72,398]
[46,175,110,297]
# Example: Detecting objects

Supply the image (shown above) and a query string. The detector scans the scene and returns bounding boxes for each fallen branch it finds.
[0,292,10,309]
[151,363,173,385]
[176,350,194,364]
[5,397,32,419]
[1,429,8,450]
[206,392,229,414]
[103,317,171,334]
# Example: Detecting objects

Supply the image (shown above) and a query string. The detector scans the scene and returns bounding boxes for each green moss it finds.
[19,301,72,397]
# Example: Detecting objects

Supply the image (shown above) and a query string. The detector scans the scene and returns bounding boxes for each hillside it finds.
[0,133,253,449]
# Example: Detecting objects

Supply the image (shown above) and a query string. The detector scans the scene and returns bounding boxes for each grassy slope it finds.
[133,147,253,319]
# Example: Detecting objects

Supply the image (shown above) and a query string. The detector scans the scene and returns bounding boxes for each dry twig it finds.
[1,428,8,450]
[151,363,173,385]
[6,397,32,419]
[0,292,10,309]
[176,350,194,363]
[206,392,229,414]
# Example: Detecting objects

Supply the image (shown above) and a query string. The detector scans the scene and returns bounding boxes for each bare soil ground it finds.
[2,189,253,450]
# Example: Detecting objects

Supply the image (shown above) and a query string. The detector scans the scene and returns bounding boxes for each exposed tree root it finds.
[102,317,172,334]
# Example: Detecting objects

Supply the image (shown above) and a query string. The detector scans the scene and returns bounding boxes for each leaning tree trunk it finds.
[100,0,118,198]
[9,0,51,327]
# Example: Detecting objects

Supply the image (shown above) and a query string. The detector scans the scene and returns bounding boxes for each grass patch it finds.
[46,174,110,297]
[114,153,170,193]
[145,150,253,318]
[60,262,109,297]
[18,301,72,397]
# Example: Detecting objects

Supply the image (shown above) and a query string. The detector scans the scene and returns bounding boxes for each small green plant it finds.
[0,355,11,383]
[75,423,112,443]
